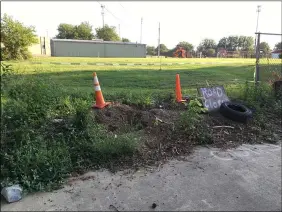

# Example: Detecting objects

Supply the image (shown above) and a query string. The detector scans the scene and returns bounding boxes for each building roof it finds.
[51,38,146,46]
[271,49,282,54]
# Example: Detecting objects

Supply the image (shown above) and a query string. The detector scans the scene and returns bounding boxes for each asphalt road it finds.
[1,142,281,211]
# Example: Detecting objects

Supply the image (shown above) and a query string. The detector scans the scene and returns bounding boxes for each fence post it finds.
[255,32,261,84]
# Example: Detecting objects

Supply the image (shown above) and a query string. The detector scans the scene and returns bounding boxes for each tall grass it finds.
[0,64,137,192]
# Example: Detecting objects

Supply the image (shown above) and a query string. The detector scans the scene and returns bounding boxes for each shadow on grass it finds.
[20,65,255,92]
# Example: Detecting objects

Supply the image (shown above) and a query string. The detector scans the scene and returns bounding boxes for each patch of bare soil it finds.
[94,103,281,169]
[95,103,143,132]
[206,112,281,149]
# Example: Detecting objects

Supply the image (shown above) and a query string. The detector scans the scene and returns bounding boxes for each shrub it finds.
[1,75,137,192]
[1,63,14,91]
[176,99,211,145]
[1,13,38,61]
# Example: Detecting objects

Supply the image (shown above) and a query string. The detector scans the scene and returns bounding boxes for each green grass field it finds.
[8,57,258,102]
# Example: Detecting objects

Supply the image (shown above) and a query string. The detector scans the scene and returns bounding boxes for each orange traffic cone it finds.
[175,74,186,103]
[92,72,111,109]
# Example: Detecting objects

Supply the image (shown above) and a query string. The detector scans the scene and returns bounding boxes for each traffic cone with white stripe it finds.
[92,72,110,109]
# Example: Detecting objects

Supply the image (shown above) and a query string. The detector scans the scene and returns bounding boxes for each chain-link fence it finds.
[255,32,282,84]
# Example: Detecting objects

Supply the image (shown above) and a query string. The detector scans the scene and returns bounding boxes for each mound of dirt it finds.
[94,103,142,132]
[93,103,282,170]
[94,103,180,132]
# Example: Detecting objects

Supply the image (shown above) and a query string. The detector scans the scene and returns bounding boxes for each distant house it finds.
[271,49,282,59]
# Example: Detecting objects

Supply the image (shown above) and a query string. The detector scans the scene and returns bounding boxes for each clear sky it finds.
[2,1,281,49]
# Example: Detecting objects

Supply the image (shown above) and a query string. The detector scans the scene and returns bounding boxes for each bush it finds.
[1,63,14,91]
[279,53,282,59]
[206,48,215,57]
[1,13,38,61]
[176,99,211,145]
[1,73,137,192]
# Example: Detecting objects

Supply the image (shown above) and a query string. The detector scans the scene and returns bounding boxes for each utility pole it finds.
[255,5,261,33]
[101,5,105,27]
[254,5,261,50]
[157,22,160,58]
[140,17,143,43]
[119,24,121,38]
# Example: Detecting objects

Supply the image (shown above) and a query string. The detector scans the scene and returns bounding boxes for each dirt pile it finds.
[95,103,142,132]
[94,103,180,132]
[93,103,282,169]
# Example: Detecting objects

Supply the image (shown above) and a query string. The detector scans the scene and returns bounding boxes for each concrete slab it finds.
[1,143,281,211]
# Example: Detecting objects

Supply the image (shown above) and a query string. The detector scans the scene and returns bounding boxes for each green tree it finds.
[197,38,216,56]
[217,37,228,49]
[56,23,76,39]
[146,46,155,55]
[227,36,240,51]
[95,25,120,41]
[177,41,194,52]
[239,36,254,51]
[217,36,254,51]
[155,44,168,55]
[56,22,94,40]
[259,42,271,54]
[274,42,282,50]
[74,22,94,40]
[1,14,38,60]
[197,38,216,52]
[206,48,215,57]
[122,38,130,42]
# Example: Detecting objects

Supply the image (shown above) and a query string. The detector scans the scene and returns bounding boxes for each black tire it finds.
[219,102,253,123]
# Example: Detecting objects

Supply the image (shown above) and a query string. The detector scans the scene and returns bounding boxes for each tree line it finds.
[147,37,282,57]
[55,22,130,42]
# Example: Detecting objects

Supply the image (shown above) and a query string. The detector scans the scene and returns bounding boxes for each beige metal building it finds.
[50,39,146,58]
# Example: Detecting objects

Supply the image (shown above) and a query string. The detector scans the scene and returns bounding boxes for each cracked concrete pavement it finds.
[1,142,281,211]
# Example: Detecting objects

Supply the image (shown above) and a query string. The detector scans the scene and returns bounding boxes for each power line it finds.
[104,7,121,21]
[97,1,121,22]
[119,3,125,9]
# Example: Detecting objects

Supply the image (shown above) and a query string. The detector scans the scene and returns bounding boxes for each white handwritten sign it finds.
[198,86,229,111]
